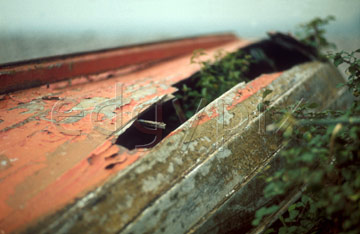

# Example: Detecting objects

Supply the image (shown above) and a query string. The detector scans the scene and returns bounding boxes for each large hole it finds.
[115,98,183,150]
[115,34,314,150]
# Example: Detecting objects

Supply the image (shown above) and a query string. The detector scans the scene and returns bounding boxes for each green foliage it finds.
[176,49,252,118]
[329,49,360,97]
[257,89,273,113]
[295,15,336,51]
[252,205,279,226]
[253,49,360,233]
[253,16,360,233]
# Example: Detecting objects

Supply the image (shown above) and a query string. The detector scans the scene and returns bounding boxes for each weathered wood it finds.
[25,62,348,234]
[0,33,349,234]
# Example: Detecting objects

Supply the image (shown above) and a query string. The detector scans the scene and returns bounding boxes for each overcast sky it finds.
[1,0,359,36]
[0,0,359,63]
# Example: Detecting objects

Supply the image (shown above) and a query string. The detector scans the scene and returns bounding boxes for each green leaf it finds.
[264,228,275,234]
[334,55,344,66]
[201,87,207,96]
[255,205,279,218]
[288,203,297,211]
[253,205,279,226]
[288,226,298,233]
[182,84,189,92]
[301,194,310,204]
[308,103,318,109]
[348,65,358,75]
[279,227,287,234]
[279,215,286,226]
[336,83,345,88]
[262,89,273,99]
[289,209,300,220]
[252,218,260,226]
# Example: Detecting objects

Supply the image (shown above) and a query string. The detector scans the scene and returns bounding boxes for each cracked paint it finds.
[0,38,250,233]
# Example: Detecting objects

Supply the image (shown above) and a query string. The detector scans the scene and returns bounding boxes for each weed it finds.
[175,49,252,118]
[253,16,360,233]
[295,15,336,52]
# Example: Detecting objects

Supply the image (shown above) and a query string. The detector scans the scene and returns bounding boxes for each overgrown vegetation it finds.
[252,16,360,233]
[295,15,336,52]
[175,16,359,232]
[175,49,252,118]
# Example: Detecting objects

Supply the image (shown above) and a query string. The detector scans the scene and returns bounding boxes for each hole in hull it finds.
[115,34,314,149]
[115,98,182,150]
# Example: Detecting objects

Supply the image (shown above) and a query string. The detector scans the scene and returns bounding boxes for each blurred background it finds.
[0,0,359,65]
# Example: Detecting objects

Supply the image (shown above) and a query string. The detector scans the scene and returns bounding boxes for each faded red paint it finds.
[0,37,253,233]
[167,72,283,136]
[0,34,238,94]
[0,35,285,233]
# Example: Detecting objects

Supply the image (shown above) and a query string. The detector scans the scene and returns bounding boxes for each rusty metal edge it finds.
[0,33,238,94]
[0,33,236,68]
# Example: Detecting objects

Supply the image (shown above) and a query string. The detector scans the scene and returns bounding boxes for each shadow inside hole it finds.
[115,99,181,150]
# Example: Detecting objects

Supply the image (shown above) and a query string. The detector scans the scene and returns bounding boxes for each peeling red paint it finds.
[168,72,283,129]
[0,35,255,233]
